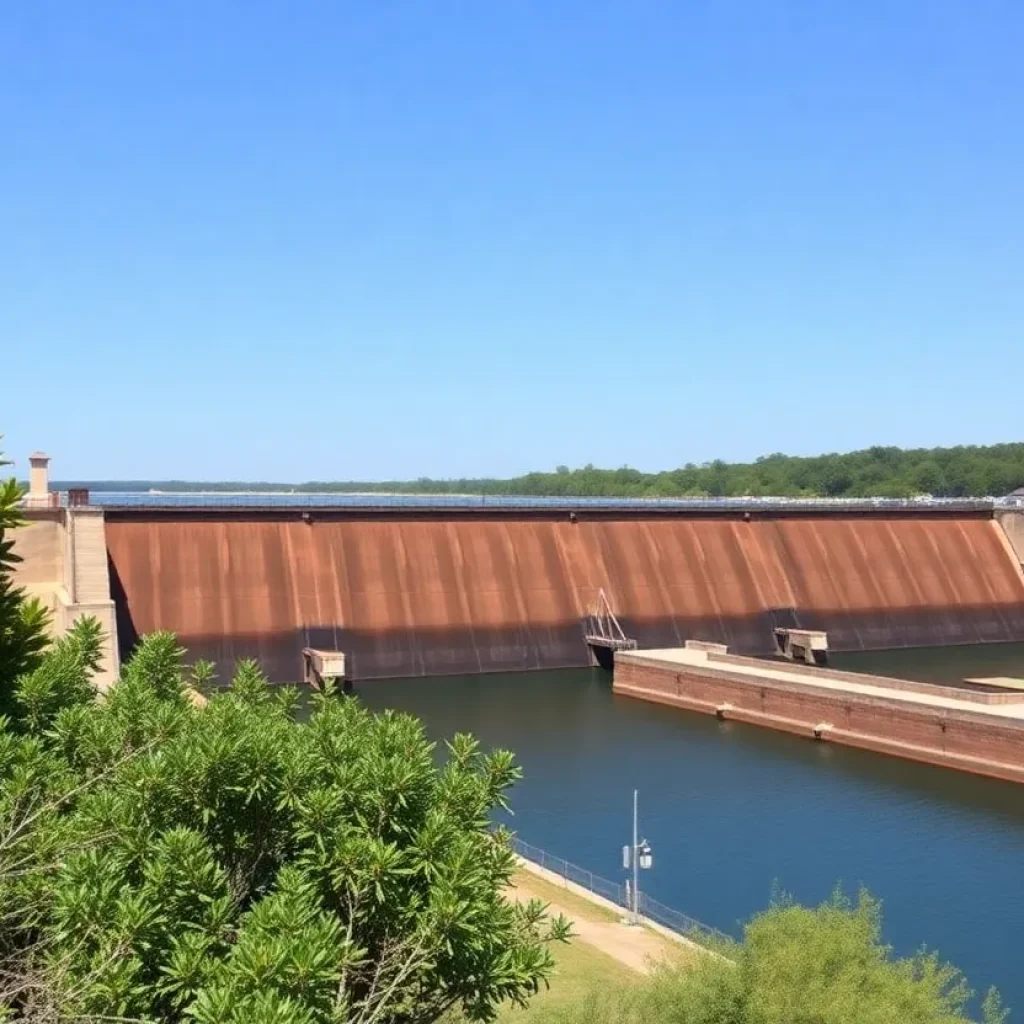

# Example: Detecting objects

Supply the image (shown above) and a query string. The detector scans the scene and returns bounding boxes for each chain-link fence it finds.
[511,838,733,948]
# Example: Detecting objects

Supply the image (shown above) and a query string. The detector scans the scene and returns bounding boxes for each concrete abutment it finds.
[11,507,120,688]
[995,509,1024,571]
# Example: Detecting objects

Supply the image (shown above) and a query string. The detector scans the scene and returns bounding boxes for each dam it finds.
[13,457,1024,783]
[99,496,1024,683]
[13,463,1024,689]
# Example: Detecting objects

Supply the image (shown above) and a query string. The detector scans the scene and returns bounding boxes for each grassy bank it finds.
[508,869,621,924]
[485,869,685,1022]
[495,938,635,1022]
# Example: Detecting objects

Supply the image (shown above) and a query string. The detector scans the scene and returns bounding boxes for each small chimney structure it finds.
[28,452,51,502]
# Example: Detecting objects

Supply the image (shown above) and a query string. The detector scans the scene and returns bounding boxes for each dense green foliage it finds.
[517,890,1007,1024]
[0,440,50,721]
[0,635,568,1022]
[62,442,1024,498]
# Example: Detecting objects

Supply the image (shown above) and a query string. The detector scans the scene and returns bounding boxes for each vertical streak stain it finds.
[104,513,1024,681]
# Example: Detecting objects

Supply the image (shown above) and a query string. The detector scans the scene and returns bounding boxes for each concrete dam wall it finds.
[104,509,1024,682]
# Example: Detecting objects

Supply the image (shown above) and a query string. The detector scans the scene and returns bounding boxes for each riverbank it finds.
[495,862,691,1023]
[511,857,704,971]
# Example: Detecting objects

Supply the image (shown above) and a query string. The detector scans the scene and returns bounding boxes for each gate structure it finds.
[584,588,638,667]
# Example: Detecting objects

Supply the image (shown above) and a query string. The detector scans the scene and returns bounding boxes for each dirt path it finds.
[507,872,685,975]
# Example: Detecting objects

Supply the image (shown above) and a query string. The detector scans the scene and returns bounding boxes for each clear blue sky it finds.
[2,2,1022,482]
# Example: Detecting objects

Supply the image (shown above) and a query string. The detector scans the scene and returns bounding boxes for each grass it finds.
[494,934,636,1022]
[489,867,699,1021]
[510,867,704,963]
[444,867,714,1023]
[509,869,622,924]
[488,869,637,1022]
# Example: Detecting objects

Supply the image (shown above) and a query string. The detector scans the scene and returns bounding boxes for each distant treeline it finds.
[55,443,1024,499]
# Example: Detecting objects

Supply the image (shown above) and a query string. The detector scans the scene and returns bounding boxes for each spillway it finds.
[104,506,1024,682]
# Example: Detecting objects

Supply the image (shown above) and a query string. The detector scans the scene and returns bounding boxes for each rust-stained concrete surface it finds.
[104,511,1024,682]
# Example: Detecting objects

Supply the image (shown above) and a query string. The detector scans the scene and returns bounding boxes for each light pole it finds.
[622,788,653,925]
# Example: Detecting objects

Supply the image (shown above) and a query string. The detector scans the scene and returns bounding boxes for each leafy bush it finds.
[0,441,50,720]
[0,633,568,1022]
[508,889,1007,1024]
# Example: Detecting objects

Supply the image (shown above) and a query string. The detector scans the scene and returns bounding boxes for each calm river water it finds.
[358,644,1024,1013]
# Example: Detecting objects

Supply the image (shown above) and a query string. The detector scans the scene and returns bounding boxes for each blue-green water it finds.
[358,644,1024,1015]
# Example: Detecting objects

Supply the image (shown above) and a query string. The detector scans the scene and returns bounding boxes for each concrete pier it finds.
[302,648,348,692]
[614,643,1024,784]
[772,627,828,665]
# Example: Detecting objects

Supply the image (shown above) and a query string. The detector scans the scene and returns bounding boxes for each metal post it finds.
[632,788,639,925]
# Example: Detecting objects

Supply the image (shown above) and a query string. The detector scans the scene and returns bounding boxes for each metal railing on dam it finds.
[512,837,734,948]
[41,490,1020,513]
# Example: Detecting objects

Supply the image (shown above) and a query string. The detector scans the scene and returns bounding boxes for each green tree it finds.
[0,439,50,722]
[527,889,1007,1024]
[0,633,569,1022]
[210,441,1024,500]
[912,460,946,496]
